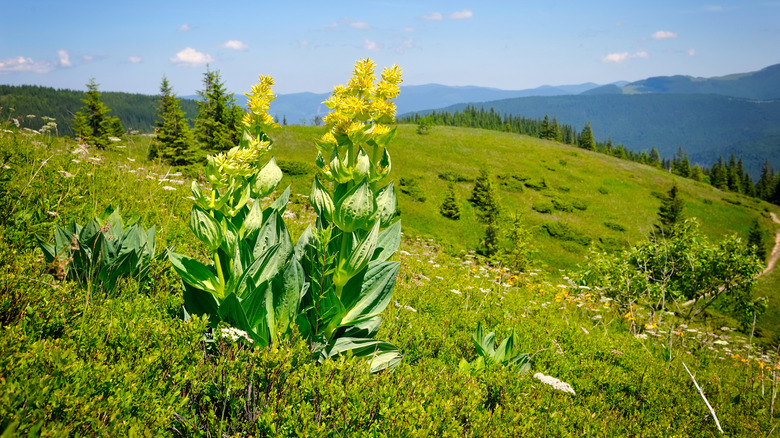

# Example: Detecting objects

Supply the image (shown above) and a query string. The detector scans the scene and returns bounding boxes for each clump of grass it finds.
[524,178,547,191]
[597,186,609,195]
[438,171,473,183]
[276,159,313,176]
[551,198,573,213]
[532,200,554,214]
[542,221,591,246]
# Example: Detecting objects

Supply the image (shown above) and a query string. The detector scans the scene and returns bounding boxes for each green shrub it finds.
[524,178,547,191]
[542,221,591,246]
[551,198,573,213]
[399,177,427,202]
[571,199,587,211]
[277,159,314,176]
[558,186,571,193]
[597,187,609,195]
[438,171,473,183]
[723,197,742,206]
[532,200,553,214]
[603,221,627,232]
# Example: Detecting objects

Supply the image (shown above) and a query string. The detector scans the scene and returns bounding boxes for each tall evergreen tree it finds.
[578,122,595,151]
[747,218,768,262]
[73,78,124,149]
[149,76,196,166]
[756,159,775,201]
[439,183,461,220]
[194,68,242,153]
[656,184,685,237]
[648,147,661,168]
[470,170,501,256]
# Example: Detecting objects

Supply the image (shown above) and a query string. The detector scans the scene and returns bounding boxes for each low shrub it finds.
[558,186,571,193]
[551,198,573,213]
[532,200,553,214]
[399,177,427,202]
[542,221,591,246]
[597,187,609,195]
[277,159,314,176]
[603,221,627,232]
[438,171,473,183]
[571,199,587,211]
[524,179,547,191]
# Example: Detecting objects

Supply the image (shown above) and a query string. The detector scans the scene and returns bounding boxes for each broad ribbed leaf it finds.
[310,177,335,221]
[318,337,401,373]
[374,181,397,227]
[182,281,220,325]
[190,205,223,252]
[334,180,376,232]
[241,199,264,242]
[252,157,283,199]
[353,147,370,183]
[168,251,223,298]
[240,282,273,347]
[340,260,399,325]
[238,243,286,298]
[273,259,305,336]
[253,211,292,261]
[334,220,380,287]
[374,220,401,262]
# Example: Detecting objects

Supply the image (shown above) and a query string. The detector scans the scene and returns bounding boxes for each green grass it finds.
[2,126,780,435]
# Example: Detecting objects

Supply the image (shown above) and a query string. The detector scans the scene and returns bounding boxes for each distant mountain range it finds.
[403,63,780,178]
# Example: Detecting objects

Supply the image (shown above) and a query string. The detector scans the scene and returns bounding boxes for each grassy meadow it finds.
[2,124,780,436]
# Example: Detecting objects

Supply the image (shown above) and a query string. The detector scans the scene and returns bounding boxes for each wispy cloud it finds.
[220,40,248,50]
[449,9,473,19]
[328,18,372,30]
[128,56,142,64]
[178,23,191,32]
[423,10,473,20]
[0,56,52,73]
[57,50,71,67]
[396,38,414,53]
[364,39,381,51]
[687,48,696,56]
[349,20,370,29]
[601,51,649,63]
[170,47,213,66]
[652,30,678,40]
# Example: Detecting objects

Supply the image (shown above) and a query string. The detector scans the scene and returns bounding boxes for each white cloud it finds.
[299,39,309,47]
[364,39,381,52]
[220,40,248,50]
[422,12,443,21]
[128,56,142,63]
[396,39,414,53]
[449,9,473,19]
[178,23,191,32]
[688,48,696,56]
[349,20,370,29]
[404,26,415,32]
[652,30,678,40]
[601,51,650,63]
[57,50,71,67]
[0,56,52,73]
[82,54,94,62]
[170,47,213,66]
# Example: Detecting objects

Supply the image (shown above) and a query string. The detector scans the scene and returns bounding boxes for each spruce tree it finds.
[149,76,196,166]
[439,183,461,219]
[747,218,767,262]
[74,78,124,149]
[656,184,685,237]
[498,213,534,272]
[649,147,661,168]
[194,68,242,153]
[470,170,501,256]
[578,122,595,151]
[756,159,775,200]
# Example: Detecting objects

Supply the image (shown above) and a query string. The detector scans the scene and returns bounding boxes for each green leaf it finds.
[252,157,283,198]
[374,181,397,227]
[239,282,273,347]
[310,176,335,222]
[241,199,264,242]
[36,236,56,264]
[168,251,224,298]
[334,180,377,232]
[239,243,287,298]
[273,259,306,338]
[334,220,380,287]
[253,210,293,262]
[340,260,399,326]
[354,147,370,183]
[374,219,401,263]
[318,337,402,373]
[268,185,291,214]
[190,205,223,252]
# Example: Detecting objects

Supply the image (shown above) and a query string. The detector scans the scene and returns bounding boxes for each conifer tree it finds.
[149,76,195,166]
[74,78,124,149]
[194,68,242,153]
[498,213,535,272]
[578,122,595,151]
[439,183,461,220]
[656,184,685,237]
[649,147,661,168]
[470,170,501,256]
[756,159,775,200]
[747,218,767,262]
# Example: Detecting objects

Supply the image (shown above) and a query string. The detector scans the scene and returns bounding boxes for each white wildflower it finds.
[220,327,254,343]
[57,170,74,178]
[162,186,176,191]
[128,157,136,162]
[399,250,411,256]
[450,289,461,295]
[534,373,576,395]
[109,136,122,142]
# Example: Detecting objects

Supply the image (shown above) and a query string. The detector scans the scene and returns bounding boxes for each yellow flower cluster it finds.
[242,75,279,129]
[321,59,402,139]
[211,140,270,179]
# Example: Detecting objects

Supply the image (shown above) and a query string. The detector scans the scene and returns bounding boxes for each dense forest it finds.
[0,84,199,135]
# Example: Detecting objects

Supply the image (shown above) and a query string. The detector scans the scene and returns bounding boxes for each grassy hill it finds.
[3,124,780,435]
[429,94,780,178]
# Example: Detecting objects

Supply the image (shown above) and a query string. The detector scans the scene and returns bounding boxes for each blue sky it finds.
[1,0,778,96]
